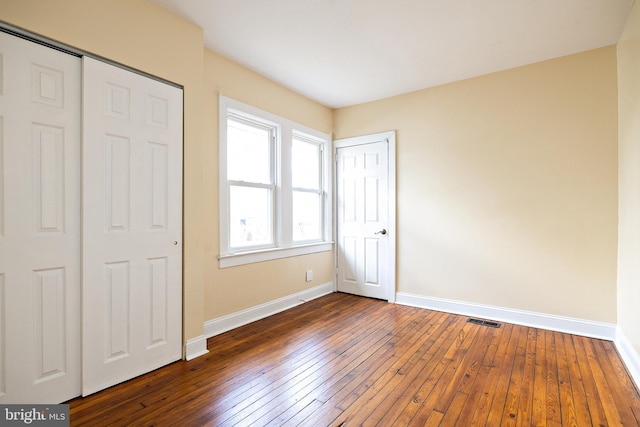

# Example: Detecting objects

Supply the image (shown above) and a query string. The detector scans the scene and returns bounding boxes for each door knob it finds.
[375,229,387,235]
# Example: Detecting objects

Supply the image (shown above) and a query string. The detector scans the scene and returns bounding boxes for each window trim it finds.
[219,96,333,268]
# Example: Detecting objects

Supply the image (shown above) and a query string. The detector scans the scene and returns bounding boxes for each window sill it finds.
[218,242,334,268]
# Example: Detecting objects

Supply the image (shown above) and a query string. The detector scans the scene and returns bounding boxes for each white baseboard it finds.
[204,282,334,339]
[615,329,640,389]
[395,292,616,340]
[185,335,209,361]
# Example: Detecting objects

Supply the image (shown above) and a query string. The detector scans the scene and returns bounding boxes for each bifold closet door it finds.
[0,32,82,403]
[82,57,183,396]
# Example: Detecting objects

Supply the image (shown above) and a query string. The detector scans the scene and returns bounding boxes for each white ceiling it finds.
[151,0,634,108]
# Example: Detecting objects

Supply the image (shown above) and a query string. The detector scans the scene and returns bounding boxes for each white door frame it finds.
[333,130,396,302]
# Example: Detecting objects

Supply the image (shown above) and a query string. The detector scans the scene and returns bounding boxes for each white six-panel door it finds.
[81,57,183,396]
[0,32,82,403]
[336,136,391,300]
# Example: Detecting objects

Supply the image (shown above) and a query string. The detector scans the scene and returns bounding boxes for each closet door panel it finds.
[0,31,81,404]
[82,57,183,396]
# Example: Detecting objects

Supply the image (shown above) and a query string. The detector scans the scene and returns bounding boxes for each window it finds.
[227,116,276,250]
[219,96,332,267]
[292,134,323,242]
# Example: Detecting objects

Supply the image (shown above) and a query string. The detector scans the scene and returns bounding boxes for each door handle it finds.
[375,229,387,235]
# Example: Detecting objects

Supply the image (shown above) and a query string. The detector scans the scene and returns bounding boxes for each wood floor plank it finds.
[333,311,448,426]
[484,323,523,426]
[135,310,369,425]
[500,325,530,426]
[376,312,465,425]
[66,293,640,427]
[466,323,514,426]
[295,304,431,427]
[184,298,406,426]
[405,322,484,425]
[516,327,537,426]
[447,325,504,427]
[561,332,597,426]
[271,312,418,425]
[432,325,489,413]
[600,340,640,423]
[361,311,456,425]
[545,330,562,426]
[222,313,440,425]
[581,336,632,426]
[337,312,456,423]
[571,334,609,426]
[555,331,579,427]
[423,410,445,427]
[530,328,547,427]
[387,315,471,425]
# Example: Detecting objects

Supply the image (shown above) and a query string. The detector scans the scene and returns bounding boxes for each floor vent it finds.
[467,318,501,328]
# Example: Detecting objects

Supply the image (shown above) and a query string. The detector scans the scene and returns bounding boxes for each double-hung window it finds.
[226,115,276,250]
[292,133,324,242]
[219,96,332,267]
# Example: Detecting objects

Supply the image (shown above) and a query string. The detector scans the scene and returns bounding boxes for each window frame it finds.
[291,132,325,244]
[219,96,333,268]
[226,114,278,252]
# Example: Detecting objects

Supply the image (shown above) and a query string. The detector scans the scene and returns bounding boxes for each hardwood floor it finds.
[68,292,640,426]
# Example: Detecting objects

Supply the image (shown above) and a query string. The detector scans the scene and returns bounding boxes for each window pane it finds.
[292,138,320,189]
[227,118,272,183]
[229,185,273,248]
[293,191,321,241]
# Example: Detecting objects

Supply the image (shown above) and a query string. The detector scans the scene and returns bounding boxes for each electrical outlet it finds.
[305,269,313,282]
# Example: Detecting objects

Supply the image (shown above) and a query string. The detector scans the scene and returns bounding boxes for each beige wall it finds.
[334,47,619,322]
[0,0,207,340]
[203,50,333,320]
[0,0,623,342]
[617,2,640,357]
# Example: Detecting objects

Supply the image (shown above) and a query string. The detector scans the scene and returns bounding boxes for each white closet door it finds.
[0,32,81,403]
[82,57,183,396]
